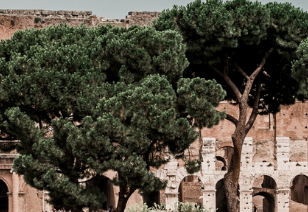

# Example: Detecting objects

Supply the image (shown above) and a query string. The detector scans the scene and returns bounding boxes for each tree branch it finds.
[226,113,238,126]
[233,63,249,80]
[242,48,274,100]
[223,58,229,77]
[209,62,242,101]
[208,64,223,77]
[245,78,261,134]
[251,48,274,79]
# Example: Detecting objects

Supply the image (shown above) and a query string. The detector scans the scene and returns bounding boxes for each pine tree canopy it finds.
[0,24,226,211]
[154,1,308,211]
[154,0,308,113]
[292,38,308,99]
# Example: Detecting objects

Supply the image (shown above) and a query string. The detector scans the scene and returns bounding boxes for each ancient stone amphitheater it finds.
[0,10,307,212]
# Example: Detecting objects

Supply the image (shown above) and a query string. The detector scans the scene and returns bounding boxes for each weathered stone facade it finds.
[0,10,307,212]
[0,142,53,212]
[153,102,308,212]
[0,9,159,40]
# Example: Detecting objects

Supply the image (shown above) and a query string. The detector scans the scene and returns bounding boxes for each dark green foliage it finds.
[184,159,201,174]
[292,39,308,100]
[34,17,41,23]
[0,24,225,211]
[177,77,226,128]
[154,0,308,113]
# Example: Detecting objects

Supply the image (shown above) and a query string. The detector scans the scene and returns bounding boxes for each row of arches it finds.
[178,174,308,212]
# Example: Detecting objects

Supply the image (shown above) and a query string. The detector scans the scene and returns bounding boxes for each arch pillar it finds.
[164,192,178,210]
[241,137,253,170]
[43,191,53,212]
[240,189,252,212]
[12,172,19,212]
[201,138,216,173]
[277,188,289,212]
[276,137,290,170]
[203,188,215,210]
[7,192,12,212]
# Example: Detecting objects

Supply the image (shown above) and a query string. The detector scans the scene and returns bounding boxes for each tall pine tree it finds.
[154,0,308,211]
[0,24,226,212]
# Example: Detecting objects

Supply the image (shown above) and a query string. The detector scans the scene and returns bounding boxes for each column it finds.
[240,190,253,212]
[8,192,12,212]
[43,191,53,212]
[241,137,253,170]
[164,193,178,211]
[12,172,19,212]
[201,138,216,173]
[203,189,216,210]
[276,137,290,170]
[277,188,289,212]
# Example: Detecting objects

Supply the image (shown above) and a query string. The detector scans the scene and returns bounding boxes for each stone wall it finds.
[0,9,92,17]
[0,10,160,40]
[0,153,51,212]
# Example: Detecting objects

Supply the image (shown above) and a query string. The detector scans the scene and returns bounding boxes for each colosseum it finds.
[0,9,307,212]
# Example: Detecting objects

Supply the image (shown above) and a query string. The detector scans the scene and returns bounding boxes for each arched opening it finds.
[215,156,227,171]
[0,180,8,212]
[178,175,203,206]
[142,191,160,207]
[252,175,276,189]
[290,174,308,211]
[216,146,233,171]
[252,175,276,212]
[99,177,115,210]
[305,186,308,205]
[88,176,116,211]
[216,179,227,212]
[252,192,275,212]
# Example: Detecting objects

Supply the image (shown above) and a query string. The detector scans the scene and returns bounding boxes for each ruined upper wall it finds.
[0,10,160,40]
[0,9,93,18]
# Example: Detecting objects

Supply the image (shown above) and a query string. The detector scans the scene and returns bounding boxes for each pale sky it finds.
[0,0,307,19]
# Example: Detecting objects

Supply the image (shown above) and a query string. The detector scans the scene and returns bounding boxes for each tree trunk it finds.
[115,186,135,212]
[224,103,248,212]
[224,171,239,212]
[71,206,84,212]
[273,113,277,170]
[224,141,243,212]
[115,196,129,212]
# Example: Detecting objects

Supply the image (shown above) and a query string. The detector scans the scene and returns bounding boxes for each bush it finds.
[126,202,216,212]
[34,17,41,23]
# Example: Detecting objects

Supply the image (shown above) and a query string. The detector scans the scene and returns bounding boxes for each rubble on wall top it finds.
[0,9,161,25]
[0,10,161,20]
[0,9,93,18]
[100,17,126,23]
[100,11,160,24]
[127,11,161,17]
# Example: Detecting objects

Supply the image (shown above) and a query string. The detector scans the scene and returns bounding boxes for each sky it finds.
[0,0,307,19]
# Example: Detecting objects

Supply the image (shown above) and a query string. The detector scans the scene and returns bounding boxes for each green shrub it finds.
[34,17,41,23]
[126,202,216,212]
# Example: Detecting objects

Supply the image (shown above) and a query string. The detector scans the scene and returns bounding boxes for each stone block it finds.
[41,10,52,16]
[33,10,40,16]
[72,11,80,16]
